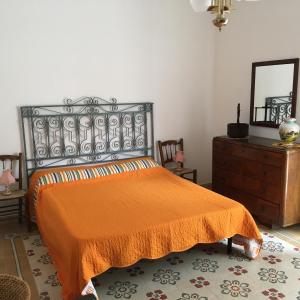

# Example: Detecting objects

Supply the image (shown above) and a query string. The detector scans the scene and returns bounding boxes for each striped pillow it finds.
[33,158,159,206]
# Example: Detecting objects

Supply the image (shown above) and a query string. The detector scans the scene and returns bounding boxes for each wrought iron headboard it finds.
[254,92,292,125]
[20,97,154,181]
[265,93,292,125]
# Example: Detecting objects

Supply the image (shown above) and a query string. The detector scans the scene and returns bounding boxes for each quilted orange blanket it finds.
[29,158,262,300]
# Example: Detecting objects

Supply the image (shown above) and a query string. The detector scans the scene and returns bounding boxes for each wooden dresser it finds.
[212,136,300,227]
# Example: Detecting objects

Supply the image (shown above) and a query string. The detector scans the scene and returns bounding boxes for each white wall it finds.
[3,0,296,184]
[214,0,300,140]
[0,0,215,183]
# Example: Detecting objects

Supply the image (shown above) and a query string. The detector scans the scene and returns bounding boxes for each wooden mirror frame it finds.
[250,58,299,128]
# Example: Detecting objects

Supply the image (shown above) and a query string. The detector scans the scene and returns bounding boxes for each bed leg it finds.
[227,237,232,254]
[74,295,97,300]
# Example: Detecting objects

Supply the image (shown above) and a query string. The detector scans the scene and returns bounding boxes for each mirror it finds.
[250,58,299,128]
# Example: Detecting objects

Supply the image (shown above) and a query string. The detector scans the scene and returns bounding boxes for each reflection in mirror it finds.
[250,59,299,128]
[254,64,294,124]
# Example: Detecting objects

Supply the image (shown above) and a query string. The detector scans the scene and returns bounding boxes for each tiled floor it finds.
[1,215,300,300]
[0,216,38,238]
[270,223,300,246]
[22,231,300,300]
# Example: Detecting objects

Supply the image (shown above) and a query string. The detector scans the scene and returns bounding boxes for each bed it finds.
[21,97,262,300]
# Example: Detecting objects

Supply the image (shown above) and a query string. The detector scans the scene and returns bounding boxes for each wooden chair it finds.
[157,139,197,183]
[0,153,25,223]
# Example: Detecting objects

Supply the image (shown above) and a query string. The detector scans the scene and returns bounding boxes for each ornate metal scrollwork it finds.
[254,93,293,125]
[20,97,154,180]
[266,96,292,124]
[267,95,292,125]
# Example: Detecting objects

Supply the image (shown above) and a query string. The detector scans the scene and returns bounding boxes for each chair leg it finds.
[27,219,32,232]
[193,169,197,184]
[25,196,32,232]
[18,198,22,224]
[227,237,233,254]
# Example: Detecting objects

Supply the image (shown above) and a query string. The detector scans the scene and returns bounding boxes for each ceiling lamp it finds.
[190,0,260,31]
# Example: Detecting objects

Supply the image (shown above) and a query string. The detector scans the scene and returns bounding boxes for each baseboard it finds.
[200,183,212,190]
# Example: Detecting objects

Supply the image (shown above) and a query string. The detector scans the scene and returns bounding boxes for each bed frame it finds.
[20,97,154,182]
[20,96,233,255]
[254,93,292,125]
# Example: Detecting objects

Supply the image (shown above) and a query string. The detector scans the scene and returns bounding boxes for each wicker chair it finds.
[0,274,30,300]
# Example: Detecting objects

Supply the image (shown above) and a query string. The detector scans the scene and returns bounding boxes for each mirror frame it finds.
[250,58,299,128]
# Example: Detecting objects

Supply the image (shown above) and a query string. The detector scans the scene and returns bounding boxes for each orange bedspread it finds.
[31,161,262,300]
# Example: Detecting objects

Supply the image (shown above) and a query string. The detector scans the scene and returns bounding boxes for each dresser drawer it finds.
[260,164,282,186]
[213,169,261,196]
[213,168,282,204]
[213,151,282,186]
[261,184,282,204]
[213,182,280,225]
[213,139,285,167]
[213,152,257,177]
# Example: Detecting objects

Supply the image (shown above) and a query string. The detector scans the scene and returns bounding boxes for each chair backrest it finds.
[0,153,22,190]
[157,139,184,168]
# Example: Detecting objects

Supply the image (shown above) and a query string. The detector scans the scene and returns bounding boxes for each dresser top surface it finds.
[214,136,300,153]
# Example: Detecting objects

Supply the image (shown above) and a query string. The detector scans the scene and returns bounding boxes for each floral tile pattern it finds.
[152,269,180,285]
[262,288,285,299]
[126,267,145,277]
[220,280,251,297]
[292,257,300,269]
[106,281,138,299]
[228,253,251,262]
[38,253,52,265]
[192,258,219,272]
[189,276,210,289]
[22,232,300,299]
[228,265,248,276]
[45,273,61,287]
[258,268,288,284]
[262,255,282,265]
[177,293,208,300]
[262,241,284,253]
[166,256,184,266]
[146,289,168,300]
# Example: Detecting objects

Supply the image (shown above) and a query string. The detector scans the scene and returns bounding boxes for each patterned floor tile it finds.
[22,232,300,300]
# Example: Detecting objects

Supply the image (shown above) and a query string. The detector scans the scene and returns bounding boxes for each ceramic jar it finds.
[279,118,300,144]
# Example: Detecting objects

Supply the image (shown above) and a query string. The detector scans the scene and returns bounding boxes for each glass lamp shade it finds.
[0,169,15,195]
[0,169,15,185]
[190,0,212,13]
[174,150,184,163]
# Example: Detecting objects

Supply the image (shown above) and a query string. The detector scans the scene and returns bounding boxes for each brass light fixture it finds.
[207,0,233,31]
[190,0,260,31]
